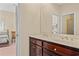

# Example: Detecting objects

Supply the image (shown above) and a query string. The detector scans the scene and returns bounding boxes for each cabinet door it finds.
[30,44,42,56]
[30,38,43,56]
[35,45,42,56]
[30,43,36,56]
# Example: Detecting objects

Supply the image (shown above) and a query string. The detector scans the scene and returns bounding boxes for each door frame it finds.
[16,4,21,56]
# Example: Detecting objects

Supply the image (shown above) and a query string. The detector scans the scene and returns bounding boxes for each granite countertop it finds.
[30,34,79,49]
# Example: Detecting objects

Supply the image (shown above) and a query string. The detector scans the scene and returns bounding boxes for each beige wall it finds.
[18,4,41,55]
[18,3,60,56]
[40,4,60,37]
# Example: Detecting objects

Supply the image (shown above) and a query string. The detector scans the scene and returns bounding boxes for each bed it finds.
[0,31,9,47]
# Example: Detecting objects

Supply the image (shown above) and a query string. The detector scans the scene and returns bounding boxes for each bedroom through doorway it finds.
[0,3,16,56]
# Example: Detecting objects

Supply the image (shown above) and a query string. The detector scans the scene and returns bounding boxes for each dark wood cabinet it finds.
[29,37,79,56]
[30,43,36,56]
[30,38,43,56]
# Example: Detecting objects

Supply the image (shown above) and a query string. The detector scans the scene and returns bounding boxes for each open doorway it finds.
[0,3,16,56]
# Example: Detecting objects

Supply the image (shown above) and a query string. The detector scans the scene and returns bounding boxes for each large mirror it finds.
[52,12,76,35]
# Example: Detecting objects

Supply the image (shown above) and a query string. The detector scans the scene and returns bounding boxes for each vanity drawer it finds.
[36,40,42,46]
[43,42,79,56]
[43,48,58,56]
[30,37,42,46]
[30,38,36,43]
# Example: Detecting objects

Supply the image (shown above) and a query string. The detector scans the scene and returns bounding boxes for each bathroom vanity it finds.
[29,35,79,56]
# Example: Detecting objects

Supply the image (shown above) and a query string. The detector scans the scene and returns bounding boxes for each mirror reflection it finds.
[52,13,75,35]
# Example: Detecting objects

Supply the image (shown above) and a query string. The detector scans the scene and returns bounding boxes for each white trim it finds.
[74,12,77,35]
[61,12,75,15]
[51,14,59,34]
[16,4,21,56]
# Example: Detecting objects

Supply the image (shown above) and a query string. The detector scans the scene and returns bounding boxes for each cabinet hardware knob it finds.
[54,48,57,51]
